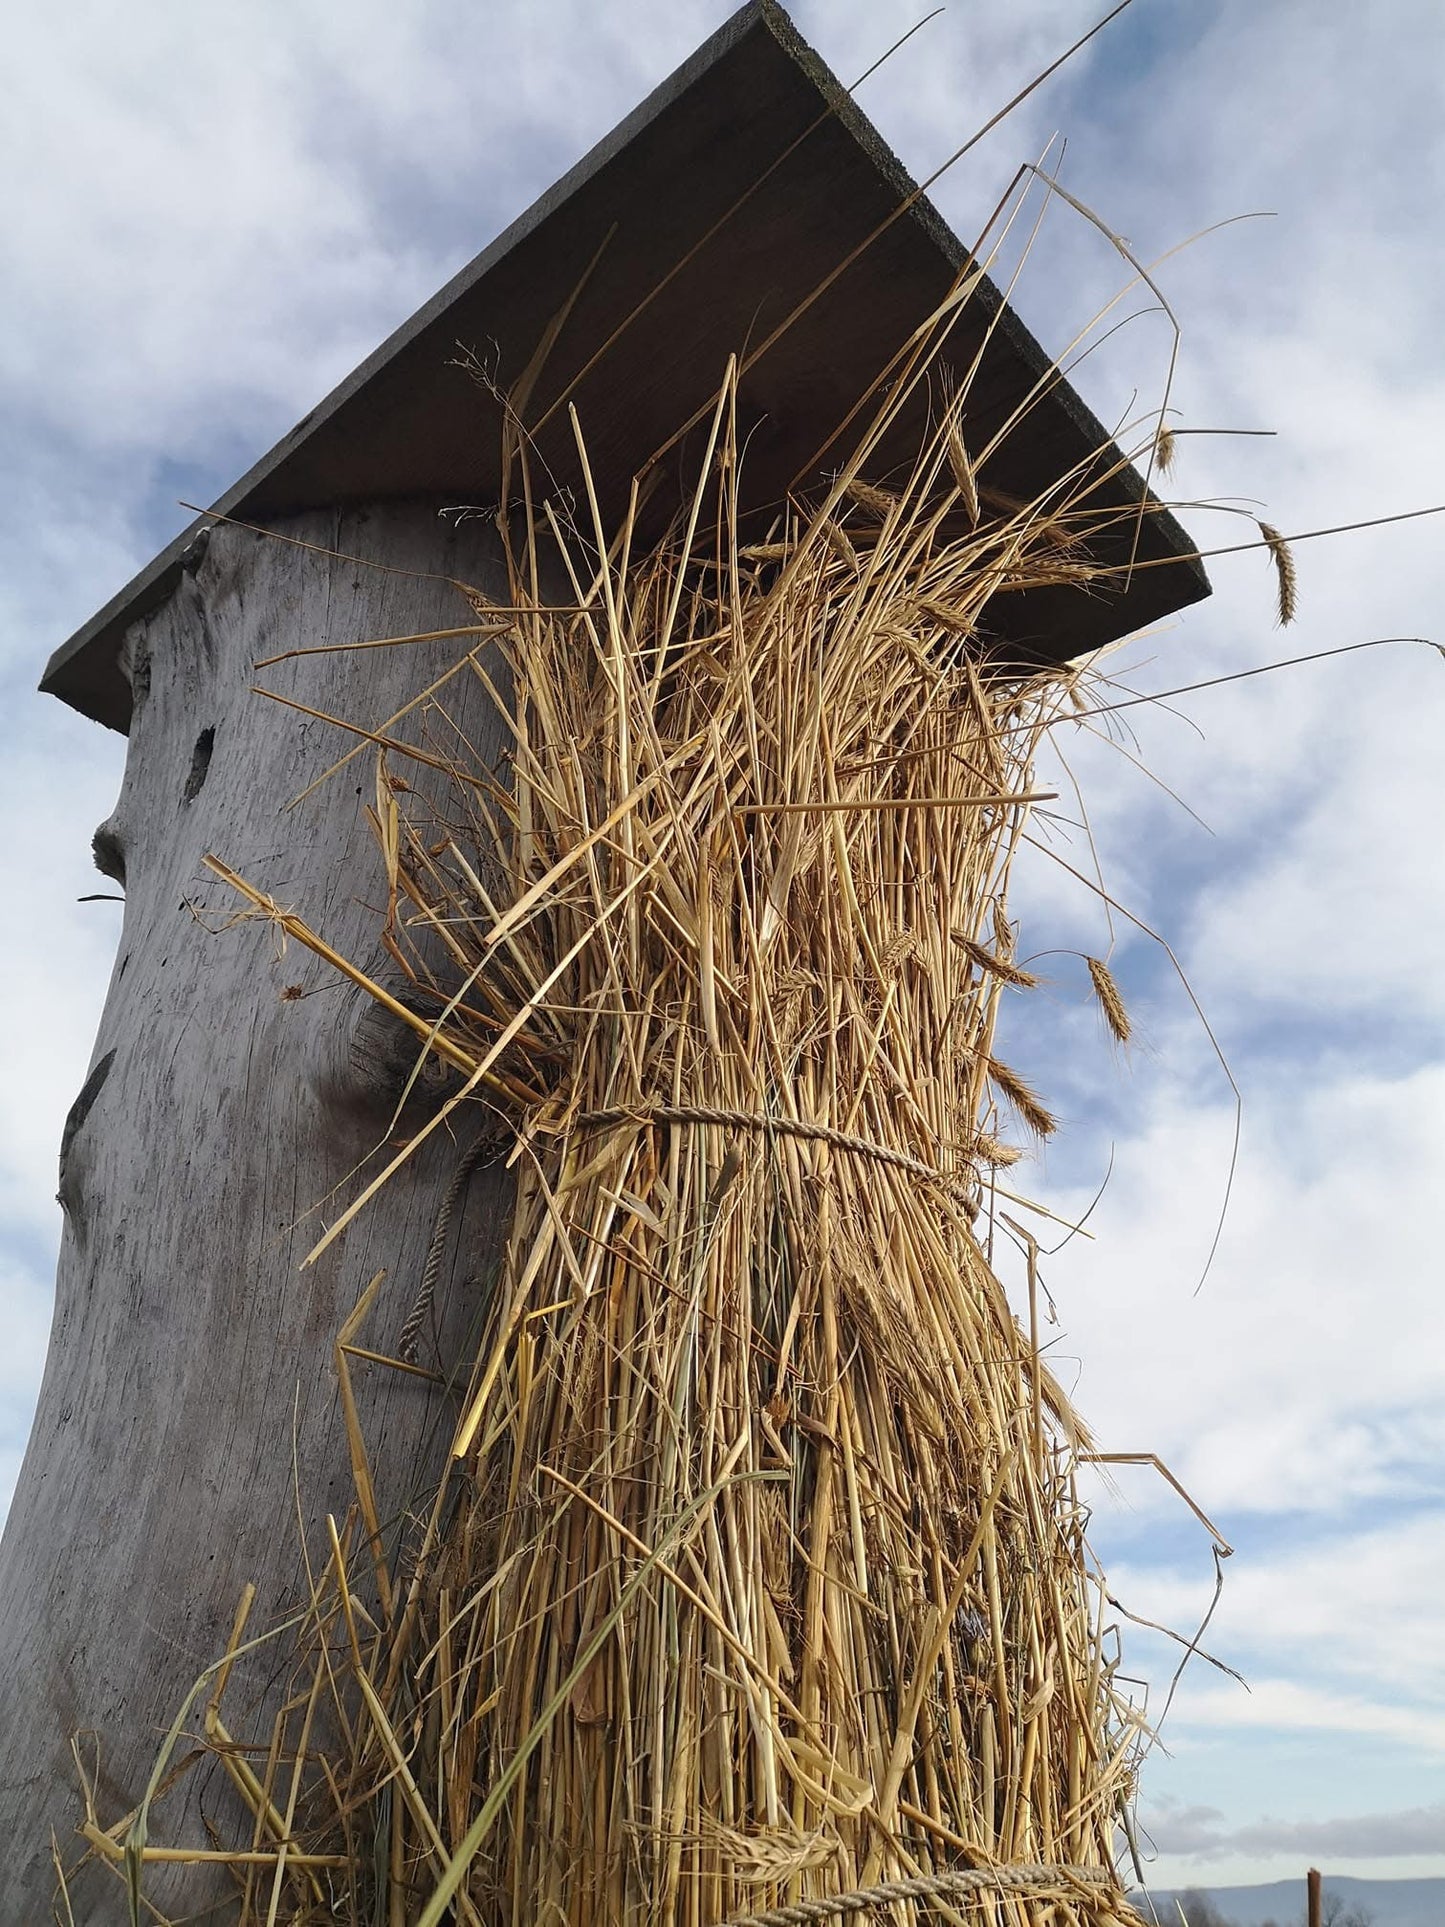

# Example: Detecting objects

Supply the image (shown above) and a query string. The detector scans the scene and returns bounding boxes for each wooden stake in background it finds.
[1309,1866,1323,1927]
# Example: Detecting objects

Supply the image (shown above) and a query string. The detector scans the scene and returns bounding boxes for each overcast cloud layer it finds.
[2,0,1441,1894]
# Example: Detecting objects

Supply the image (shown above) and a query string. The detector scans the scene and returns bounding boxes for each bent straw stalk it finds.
[76,314,1194,1924]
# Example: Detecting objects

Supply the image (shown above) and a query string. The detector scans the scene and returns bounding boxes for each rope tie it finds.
[398,1130,498,1362]
[721,1861,1114,1927]
[404,1103,981,1363]
[576,1104,976,1197]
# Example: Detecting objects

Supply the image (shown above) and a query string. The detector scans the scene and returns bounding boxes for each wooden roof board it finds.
[41,0,1208,734]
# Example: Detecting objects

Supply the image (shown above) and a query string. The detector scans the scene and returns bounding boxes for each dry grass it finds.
[67,276,1207,1926]
[1256,520,1299,627]
[1085,958,1131,1048]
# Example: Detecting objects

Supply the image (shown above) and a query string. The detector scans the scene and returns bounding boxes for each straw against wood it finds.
[367,366,1133,1923]
[67,285,1234,1924]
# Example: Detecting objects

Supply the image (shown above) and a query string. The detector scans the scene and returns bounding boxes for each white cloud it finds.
[1106,1507,1445,1723]
[0,725,124,1249]
[1018,1058,1445,1520]
[1143,1795,1445,1864]
[1168,1681,1444,1762]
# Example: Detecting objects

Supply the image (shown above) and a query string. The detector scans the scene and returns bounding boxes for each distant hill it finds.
[1133,1878,1445,1927]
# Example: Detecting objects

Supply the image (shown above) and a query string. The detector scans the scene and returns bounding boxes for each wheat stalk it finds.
[1085,956,1131,1046]
[1257,519,1298,626]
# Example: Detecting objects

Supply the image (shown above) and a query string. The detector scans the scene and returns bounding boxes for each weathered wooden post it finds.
[0,4,1206,1918]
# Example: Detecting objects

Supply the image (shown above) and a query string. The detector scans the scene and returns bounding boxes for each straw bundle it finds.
[76,308,1165,1924]
[362,383,1122,1920]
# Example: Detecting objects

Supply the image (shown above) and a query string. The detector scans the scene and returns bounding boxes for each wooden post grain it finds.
[0,506,516,1923]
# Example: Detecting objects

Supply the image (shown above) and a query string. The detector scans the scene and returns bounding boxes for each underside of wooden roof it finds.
[41,0,1208,734]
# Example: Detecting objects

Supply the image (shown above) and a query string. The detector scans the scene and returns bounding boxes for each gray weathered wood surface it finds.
[0,507,515,1922]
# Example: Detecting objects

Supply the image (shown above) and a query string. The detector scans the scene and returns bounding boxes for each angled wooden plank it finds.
[41,0,1206,733]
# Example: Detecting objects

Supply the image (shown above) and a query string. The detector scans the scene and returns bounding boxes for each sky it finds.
[2,0,1441,1898]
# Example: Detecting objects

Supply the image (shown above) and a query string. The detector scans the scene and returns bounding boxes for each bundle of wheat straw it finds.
[79,300,1167,1924]
[319,347,1146,1922]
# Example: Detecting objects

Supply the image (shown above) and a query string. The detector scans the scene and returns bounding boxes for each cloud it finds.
[1172,1681,1445,1761]
[1230,1806,1445,1862]
[1142,1802,1230,1859]
[1145,1797,1445,1863]
[1016,1060,1445,1519]
[1109,1510,1445,1686]
[0,709,126,1227]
